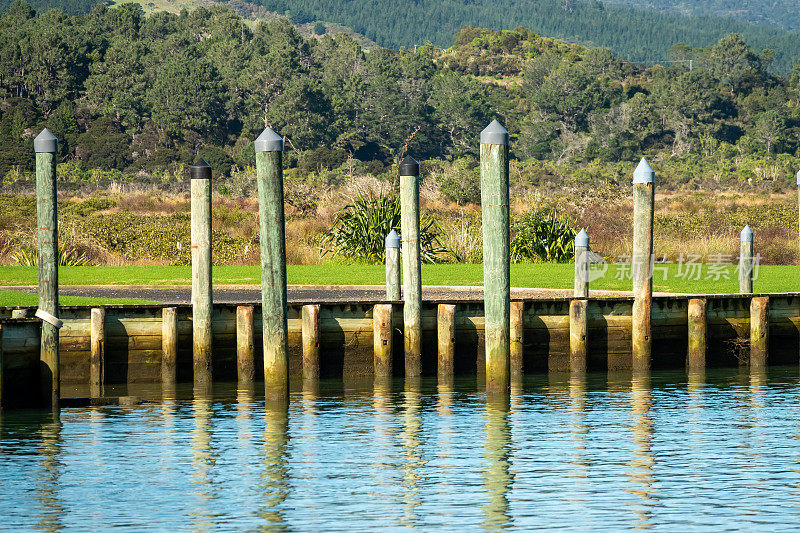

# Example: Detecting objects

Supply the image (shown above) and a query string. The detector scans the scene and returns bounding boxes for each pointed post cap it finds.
[480,119,509,146]
[34,128,58,153]
[741,225,753,242]
[190,158,212,180]
[796,169,800,185]
[385,229,401,249]
[575,229,589,248]
[398,155,419,176]
[633,158,654,184]
[254,127,284,152]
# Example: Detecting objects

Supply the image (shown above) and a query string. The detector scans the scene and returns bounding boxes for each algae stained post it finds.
[400,155,422,377]
[190,159,213,385]
[480,120,511,393]
[255,127,289,395]
[632,158,654,372]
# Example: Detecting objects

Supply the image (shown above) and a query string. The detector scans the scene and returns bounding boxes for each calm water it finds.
[2,368,800,531]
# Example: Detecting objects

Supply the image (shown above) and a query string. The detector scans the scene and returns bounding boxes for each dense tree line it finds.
[1,2,800,181]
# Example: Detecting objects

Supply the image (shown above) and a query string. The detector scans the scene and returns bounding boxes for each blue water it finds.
[1,368,800,531]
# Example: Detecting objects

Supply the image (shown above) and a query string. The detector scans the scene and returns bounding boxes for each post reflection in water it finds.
[627,372,656,530]
[686,370,706,450]
[237,383,255,446]
[482,396,512,531]
[259,396,290,530]
[36,412,64,533]
[400,377,424,524]
[568,374,589,482]
[190,384,218,532]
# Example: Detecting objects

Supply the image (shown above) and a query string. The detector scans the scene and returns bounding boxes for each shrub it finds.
[438,157,481,205]
[511,208,576,262]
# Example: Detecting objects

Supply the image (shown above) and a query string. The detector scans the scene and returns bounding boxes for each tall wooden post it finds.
[574,229,589,298]
[569,299,588,373]
[162,307,177,385]
[437,303,456,378]
[385,230,401,301]
[796,170,800,254]
[687,298,706,371]
[90,307,105,398]
[373,304,393,378]
[632,158,654,373]
[190,159,213,385]
[302,304,320,381]
[0,323,4,409]
[400,155,422,377]
[750,296,769,370]
[255,127,288,396]
[35,129,60,409]
[236,306,255,384]
[481,120,511,394]
[739,225,753,294]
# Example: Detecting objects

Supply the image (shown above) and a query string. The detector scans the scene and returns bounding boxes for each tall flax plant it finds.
[511,209,576,263]
[322,192,451,263]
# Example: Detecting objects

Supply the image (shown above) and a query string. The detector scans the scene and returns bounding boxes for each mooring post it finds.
[750,296,769,370]
[569,299,588,373]
[574,229,589,298]
[161,307,177,385]
[796,170,800,253]
[632,158,654,373]
[373,304,393,377]
[739,225,753,294]
[236,306,255,384]
[437,303,456,378]
[400,155,422,377]
[35,129,60,409]
[385,230,401,301]
[190,159,213,385]
[90,307,105,397]
[0,323,4,408]
[510,301,524,379]
[480,120,511,394]
[687,298,707,371]
[255,127,289,396]
[302,304,320,381]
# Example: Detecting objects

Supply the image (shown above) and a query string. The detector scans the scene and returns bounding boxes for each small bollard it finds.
[255,127,289,397]
[161,307,177,385]
[750,296,769,370]
[569,299,588,373]
[190,159,213,385]
[35,128,60,409]
[302,304,320,381]
[90,307,105,397]
[437,304,456,378]
[510,301,524,379]
[481,120,511,394]
[739,225,753,294]
[385,230,401,301]
[373,304,393,378]
[574,229,590,298]
[687,298,706,371]
[400,155,422,377]
[632,158,654,373]
[236,306,255,384]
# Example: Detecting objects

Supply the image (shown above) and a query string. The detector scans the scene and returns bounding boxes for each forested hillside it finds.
[1,1,800,191]
[0,0,95,14]
[603,0,800,33]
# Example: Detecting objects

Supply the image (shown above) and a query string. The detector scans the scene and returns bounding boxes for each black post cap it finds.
[398,155,419,176]
[190,159,212,180]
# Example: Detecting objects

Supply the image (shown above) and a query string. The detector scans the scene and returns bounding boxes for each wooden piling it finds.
[0,323,4,409]
[385,230,401,301]
[569,299,588,374]
[236,306,255,384]
[302,304,320,381]
[750,296,769,370]
[510,301,524,379]
[190,159,213,385]
[35,129,59,409]
[400,155,422,377]
[574,230,589,298]
[437,304,456,378]
[480,120,511,394]
[687,298,706,371]
[90,308,105,397]
[255,127,289,396]
[161,307,177,385]
[373,304,393,378]
[632,158,654,373]
[739,225,753,294]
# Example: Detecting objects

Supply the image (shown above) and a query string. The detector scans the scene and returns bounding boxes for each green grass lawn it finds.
[0,263,797,295]
[0,290,157,307]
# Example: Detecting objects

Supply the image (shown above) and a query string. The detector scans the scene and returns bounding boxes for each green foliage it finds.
[510,209,576,263]
[436,157,481,205]
[322,193,451,264]
[11,242,90,266]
